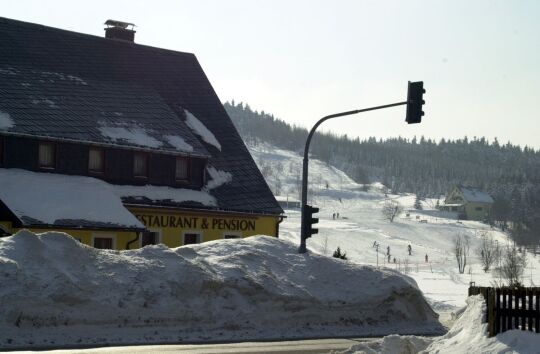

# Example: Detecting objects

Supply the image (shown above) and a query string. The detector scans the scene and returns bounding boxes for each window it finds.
[38,142,55,169]
[224,234,241,239]
[475,206,483,211]
[93,237,114,249]
[133,152,148,178]
[183,233,201,245]
[88,147,104,173]
[175,157,189,181]
[141,230,160,247]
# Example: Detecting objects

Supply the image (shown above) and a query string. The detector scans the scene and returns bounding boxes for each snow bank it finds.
[0,111,14,130]
[423,295,540,353]
[341,295,540,354]
[185,109,222,151]
[0,231,442,349]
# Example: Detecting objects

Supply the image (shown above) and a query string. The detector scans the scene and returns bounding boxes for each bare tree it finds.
[501,245,527,287]
[477,231,496,272]
[274,176,282,196]
[454,233,470,274]
[381,200,403,222]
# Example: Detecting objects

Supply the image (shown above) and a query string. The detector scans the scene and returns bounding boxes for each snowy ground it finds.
[0,230,442,349]
[249,142,540,313]
[249,142,540,352]
[337,295,540,354]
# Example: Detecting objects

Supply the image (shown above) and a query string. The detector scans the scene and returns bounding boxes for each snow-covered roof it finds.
[0,168,224,228]
[0,168,143,229]
[0,66,209,157]
[0,17,283,216]
[274,196,300,203]
[458,186,494,203]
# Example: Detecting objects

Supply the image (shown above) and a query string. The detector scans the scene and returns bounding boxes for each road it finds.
[13,338,375,354]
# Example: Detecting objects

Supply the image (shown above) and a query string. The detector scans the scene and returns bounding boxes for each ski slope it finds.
[248,142,540,314]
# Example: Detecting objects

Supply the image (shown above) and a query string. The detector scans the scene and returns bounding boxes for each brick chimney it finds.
[104,20,136,42]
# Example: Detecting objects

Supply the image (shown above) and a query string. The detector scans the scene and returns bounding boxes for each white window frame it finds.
[139,228,162,248]
[38,142,56,169]
[133,152,149,178]
[91,233,117,250]
[88,147,105,173]
[182,230,203,245]
[175,156,189,181]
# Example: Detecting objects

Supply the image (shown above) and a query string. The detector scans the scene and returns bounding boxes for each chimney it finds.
[104,20,136,42]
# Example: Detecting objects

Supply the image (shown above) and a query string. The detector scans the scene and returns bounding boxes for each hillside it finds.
[225,101,540,245]
[247,141,540,315]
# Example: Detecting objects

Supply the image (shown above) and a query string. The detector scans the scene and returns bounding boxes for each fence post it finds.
[487,288,495,337]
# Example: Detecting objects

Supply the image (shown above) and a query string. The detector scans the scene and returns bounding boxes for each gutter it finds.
[276,214,286,238]
[126,231,141,250]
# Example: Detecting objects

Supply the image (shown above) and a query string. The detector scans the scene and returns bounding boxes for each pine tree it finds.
[414,195,423,210]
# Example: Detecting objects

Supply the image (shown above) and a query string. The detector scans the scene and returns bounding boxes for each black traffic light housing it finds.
[301,204,319,240]
[406,81,425,124]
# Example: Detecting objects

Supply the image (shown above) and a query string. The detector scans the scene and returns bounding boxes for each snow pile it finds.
[0,168,142,228]
[185,109,222,151]
[164,134,194,152]
[204,166,233,191]
[0,111,14,130]
[114,183,217,206]
[340,295,540,354]
[0,231,442,349]
[99,125,162,149]
[423,295,540,353]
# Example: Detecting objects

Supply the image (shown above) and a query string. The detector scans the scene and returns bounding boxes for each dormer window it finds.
[133,152,148,178]
[175,157,189,181]
[88,147,104,173]
[38,142,56,169]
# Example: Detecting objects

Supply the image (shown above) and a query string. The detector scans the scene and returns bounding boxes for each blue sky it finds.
[3,0,539,148]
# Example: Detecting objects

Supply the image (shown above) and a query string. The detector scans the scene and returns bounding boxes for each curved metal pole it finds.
[298,101,407,253]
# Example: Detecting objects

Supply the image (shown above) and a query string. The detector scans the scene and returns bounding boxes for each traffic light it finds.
[406,81,425,124]
[302,204,319,240]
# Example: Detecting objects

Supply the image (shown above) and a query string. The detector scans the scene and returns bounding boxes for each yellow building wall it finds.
[2,223,137,250]
[1,208,280,251]
[127,206,279,249]
[464,203,491,221]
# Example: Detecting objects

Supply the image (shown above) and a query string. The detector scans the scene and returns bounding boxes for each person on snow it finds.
[425,254,429,262]
[408,244,412,256]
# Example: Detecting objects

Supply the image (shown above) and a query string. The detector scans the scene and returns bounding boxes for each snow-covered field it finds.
[248,142,540,313]
[0,230,442,349]
[248,142,540,352]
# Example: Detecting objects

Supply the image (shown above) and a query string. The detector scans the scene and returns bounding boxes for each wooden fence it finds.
[469,284,540,337]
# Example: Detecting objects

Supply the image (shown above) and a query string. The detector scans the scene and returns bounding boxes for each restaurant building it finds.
[0,17,283,249]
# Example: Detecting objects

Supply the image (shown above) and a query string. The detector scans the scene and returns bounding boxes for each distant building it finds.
[274,195,301,209]
[0,17,283,249]
[441,186,494,221]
